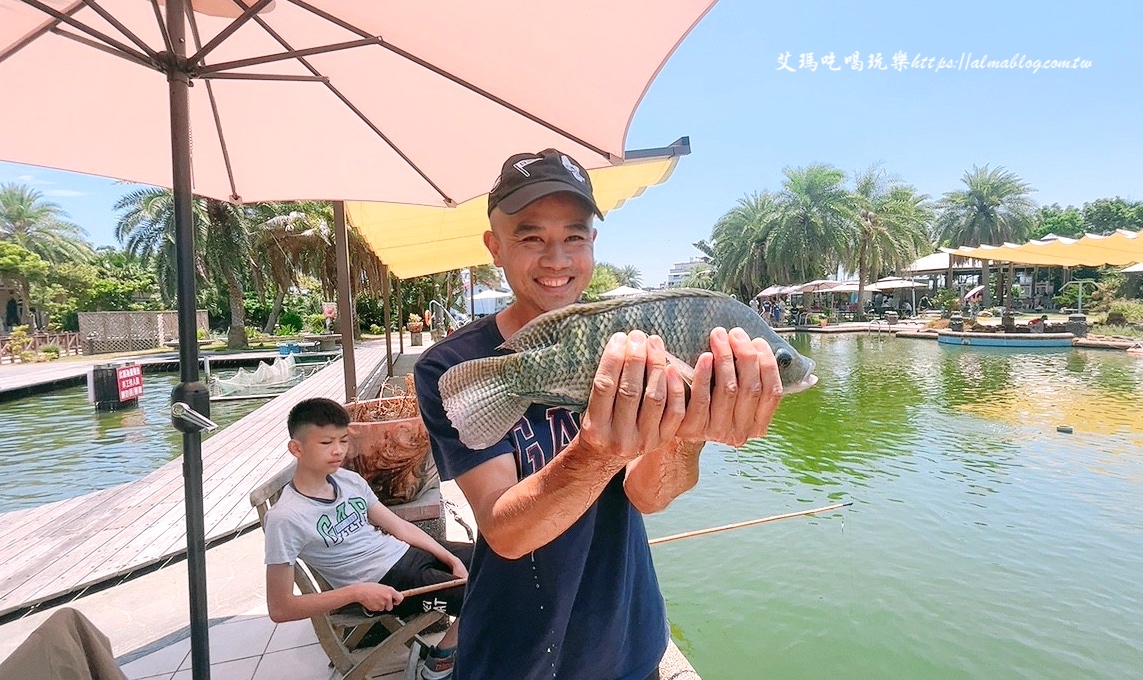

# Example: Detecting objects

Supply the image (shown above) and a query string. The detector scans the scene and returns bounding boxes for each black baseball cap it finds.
[487,148,604,219]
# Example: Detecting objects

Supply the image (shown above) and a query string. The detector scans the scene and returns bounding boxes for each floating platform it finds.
[936,330,1075,348]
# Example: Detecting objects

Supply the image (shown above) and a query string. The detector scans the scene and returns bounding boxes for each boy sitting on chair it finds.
[264,397,471,680]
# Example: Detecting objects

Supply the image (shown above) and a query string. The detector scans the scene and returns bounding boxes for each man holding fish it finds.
[415,148,816,680]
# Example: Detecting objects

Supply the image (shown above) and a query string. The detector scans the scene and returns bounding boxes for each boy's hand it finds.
[356,583,403,612]
[449,556,469,580]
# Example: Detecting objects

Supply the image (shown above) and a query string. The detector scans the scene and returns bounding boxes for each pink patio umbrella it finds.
[0,2,716,677]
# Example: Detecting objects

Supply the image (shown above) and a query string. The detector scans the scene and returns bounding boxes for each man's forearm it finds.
[461,439,627,560]
[623,438,703,514]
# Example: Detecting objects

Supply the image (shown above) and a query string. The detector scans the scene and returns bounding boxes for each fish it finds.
[439,288,817,449]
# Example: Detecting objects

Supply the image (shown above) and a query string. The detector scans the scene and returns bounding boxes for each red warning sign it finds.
[116,364,143,401]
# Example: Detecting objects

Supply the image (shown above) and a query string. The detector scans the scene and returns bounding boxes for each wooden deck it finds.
[0,344,396,617]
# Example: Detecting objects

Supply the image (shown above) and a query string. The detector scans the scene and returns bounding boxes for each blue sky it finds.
[3,0,1140,287]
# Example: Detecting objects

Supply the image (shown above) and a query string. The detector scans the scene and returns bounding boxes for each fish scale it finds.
[440,288,817,449]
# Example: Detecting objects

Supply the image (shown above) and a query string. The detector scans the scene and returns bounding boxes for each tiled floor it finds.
[120,614,341,680]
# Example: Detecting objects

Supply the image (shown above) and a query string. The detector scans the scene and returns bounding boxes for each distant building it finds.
[665,257,710,288]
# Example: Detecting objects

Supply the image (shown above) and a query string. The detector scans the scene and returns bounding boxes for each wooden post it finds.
[1007,261,1016,308]
[382,264,393,377]
[334,201,357,402]
[396,276,404,355]
[981,260,991,307]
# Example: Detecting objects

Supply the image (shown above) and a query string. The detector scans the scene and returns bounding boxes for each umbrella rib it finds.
[148,0,174,54]
[80,0,160,61]
[185,6,241,203]
[186,0,276,66]
[51,27,157,70]
[19,0,154,67]
[195,38,377,74]
[230,1,456,205]
[286,0,616,162]
[199,72,328,82]
[0,0,83,66]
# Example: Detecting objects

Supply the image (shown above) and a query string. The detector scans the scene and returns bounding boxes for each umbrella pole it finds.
[333,202,357,401]
[166,1,212,678]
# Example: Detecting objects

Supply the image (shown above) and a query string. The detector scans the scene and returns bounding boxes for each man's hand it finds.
[675,327,783,447]
[578,331,688,466]
[355,583,404,613]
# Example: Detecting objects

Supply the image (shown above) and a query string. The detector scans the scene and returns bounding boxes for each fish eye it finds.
[775,349,792,369]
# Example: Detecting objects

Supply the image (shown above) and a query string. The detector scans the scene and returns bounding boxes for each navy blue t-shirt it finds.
[414,313,668,680]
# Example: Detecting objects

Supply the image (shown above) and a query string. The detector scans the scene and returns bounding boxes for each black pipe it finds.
[166,1,211,678]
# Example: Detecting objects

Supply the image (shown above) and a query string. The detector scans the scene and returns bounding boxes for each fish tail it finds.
[440,356,530,450]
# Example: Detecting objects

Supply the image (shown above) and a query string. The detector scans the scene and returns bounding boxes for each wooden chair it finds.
[250,463,446,680]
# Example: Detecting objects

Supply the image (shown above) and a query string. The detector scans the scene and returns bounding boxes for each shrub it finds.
[6,326,32,359]
[932,291,960,315]
[40,343,61,360]
[1107,299,1143,324]
[275,323,299,336]
[279,311,303,331]
[369,323,383,335]
[303,313,327,333]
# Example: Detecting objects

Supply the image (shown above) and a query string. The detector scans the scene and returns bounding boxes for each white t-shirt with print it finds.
[263,468,409,588]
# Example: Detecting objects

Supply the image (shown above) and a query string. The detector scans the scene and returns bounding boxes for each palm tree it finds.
[614,264,643,288]
[248,202,333,332]
[765,165,855,283]
[934,165,1036,247]
[846,166,934,317]
[698,191,778,299]
[934,165,1036,308]
[114,187,252,348]
[0,183,94,263]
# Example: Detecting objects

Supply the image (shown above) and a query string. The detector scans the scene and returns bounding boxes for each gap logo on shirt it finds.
[315,496,369,547]
[511,407,581,478]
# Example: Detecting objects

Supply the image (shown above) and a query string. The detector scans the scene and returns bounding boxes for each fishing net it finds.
[211,355,301,396]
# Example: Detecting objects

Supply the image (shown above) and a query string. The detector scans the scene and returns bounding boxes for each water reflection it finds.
[650,333,1143,680]
[731,334,1143,498]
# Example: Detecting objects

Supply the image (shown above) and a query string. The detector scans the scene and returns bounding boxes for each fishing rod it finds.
[648,501,852,546]
[396,501,852,600]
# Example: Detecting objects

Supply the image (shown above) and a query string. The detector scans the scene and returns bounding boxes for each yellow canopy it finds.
[941,230,1143,267]
[347,149,684,279]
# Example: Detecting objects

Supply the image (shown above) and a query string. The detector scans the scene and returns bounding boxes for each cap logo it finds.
[513,157,543,177]
[561,155,586,183]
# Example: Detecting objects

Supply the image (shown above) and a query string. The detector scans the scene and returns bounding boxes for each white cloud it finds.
[14,174,52,185]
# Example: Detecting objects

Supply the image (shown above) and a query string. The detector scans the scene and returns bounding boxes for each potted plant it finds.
[343,376,439,507]
[407,313,425,346]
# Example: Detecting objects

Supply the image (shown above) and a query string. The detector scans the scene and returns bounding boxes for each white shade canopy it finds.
[599,285,648,298]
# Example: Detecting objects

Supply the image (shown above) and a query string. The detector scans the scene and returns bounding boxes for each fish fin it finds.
[663,350,695,403]
[501,288,734,352]
[440,356,530,450]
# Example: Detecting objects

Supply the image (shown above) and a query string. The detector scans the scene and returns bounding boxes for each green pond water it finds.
[646,333,1143,680]
[0,371,265,513]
